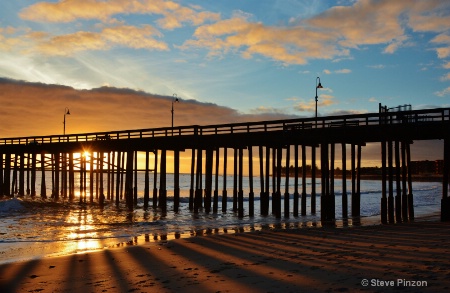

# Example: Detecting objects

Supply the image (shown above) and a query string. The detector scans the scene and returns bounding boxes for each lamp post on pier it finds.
[63,107,70,135]
[315,77,323,128]
[171,94,179,135]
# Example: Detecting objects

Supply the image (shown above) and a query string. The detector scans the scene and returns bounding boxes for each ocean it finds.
[0,172,443,264]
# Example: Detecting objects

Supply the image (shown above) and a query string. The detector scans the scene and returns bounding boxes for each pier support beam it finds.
[284,145,290,218]
[381,141,388,224]
[442,138,450,221]
[222,148,228,213]
[388,141,395,223]
[159,150,167,213]
[301,145,307,216]
[342,143,348,219]
[174,150,180,213]
[189,149,195,210]
[248,146,254,217]
[258,146,265,216]
[205,148,213,213]
[293,145,299,217]
[213,148,219,213]
[406,143,414,221]
[144,151,150,210]
[395,141,402,223]
[238,148,244,218]
[152,151,158,209]
[311,145,316,214]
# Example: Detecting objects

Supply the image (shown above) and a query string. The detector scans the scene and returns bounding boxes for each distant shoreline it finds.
[280,173,443,182]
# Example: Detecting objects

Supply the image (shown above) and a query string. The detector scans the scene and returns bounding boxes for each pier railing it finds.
[1,107,449,145]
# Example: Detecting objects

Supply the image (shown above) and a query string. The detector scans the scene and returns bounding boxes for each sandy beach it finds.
[1,220,449,293]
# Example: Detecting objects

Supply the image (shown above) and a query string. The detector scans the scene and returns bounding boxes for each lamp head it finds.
[317,82,323,89]
[66,109,70,115]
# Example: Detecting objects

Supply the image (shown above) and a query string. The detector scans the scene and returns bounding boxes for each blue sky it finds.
[1,0,450,125]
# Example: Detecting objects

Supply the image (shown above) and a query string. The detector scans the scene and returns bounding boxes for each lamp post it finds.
[171,94,179,135]
[315,77,323,127]
[63,107,70,135]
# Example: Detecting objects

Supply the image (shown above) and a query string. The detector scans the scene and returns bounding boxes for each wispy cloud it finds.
[293,94,336,113]
[435,86,450,97]
[323,69,351,74]
[19,0,220,29]
[367,64,385,69]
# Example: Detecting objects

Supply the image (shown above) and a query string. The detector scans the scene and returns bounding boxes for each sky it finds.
[0,0,449,166]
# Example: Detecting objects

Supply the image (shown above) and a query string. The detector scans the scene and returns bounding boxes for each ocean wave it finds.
[0,198,25,213]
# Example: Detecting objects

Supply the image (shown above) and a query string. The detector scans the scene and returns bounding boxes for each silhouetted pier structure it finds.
[1,107,449,223]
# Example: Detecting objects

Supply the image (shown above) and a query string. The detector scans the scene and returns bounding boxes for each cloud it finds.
[32,25,168,56]
[19,0,220,29]
[435,86,450,97]
[180,16,346,65]
[441,73,450,81]
[323,69,351,74]
[180,0,450,65]
[335,69,351,74]
[444,61,450,69]
[0,78,296,137]
[368,64,386,69]
[369,97,378,102]
[293,94,336,113]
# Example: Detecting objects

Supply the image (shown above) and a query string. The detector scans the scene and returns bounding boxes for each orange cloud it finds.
[0,78,296,138]
[19,0,219,29]
[33,25,168,56]
[181,0,449,64]
[181,17,343,65]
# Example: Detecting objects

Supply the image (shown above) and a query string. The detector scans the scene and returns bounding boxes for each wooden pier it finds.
[1,107,449,222]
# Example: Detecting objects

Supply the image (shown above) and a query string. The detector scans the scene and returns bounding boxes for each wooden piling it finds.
[205,148,213,213]
[126,150,135,211]
[152,150,158,209]
[194,148,202,213]
[342,143,348,219]
[31,152,36,197]
[311,145,316,214]
[275,146,282,219]
[115,151,121,207]
[189,149,195,210]
[258,146,265,215]
[238,148,244,218]
[293,145,299,217]
[284,145,290,218]
[263,146,270,216]
[174,150,180,213]
[213,148,219,213]
[401,141,408,221]
[381,141,388,224]
[19,153,25,196]
[158,150,167,212]
[330,143,335,220]
[248,146,254,217]
[395,141,402,223]
[406,143,414,221]
[40,153,46,199]
[0,154,3,197]
[442,138,450,221]
[233,148,238,212]
[4,153,11,197]
[301,145,307,216]
[222,148,228,213]
[144,151,150,210]
[388,141,395,223]
[90,152,94,203]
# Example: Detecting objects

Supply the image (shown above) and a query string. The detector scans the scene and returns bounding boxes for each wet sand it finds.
[1,220,449,292]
